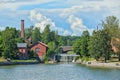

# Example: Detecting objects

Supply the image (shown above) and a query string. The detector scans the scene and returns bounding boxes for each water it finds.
[0,63,120,80]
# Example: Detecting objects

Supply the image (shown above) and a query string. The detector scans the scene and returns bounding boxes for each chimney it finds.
[21,20,24,38]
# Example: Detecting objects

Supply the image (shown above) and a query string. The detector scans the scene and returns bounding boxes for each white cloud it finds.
[63,30,72,36]
[0,0,119,36]
[60,0,120,18]
[29,8,96,36]
[60,5,101,18]
[30,10,56,32]
[29,10,72,36]
[67,15,93,36]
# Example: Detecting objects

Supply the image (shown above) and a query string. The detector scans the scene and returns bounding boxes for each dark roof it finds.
[17,43,27,48]
[60,46,72,52]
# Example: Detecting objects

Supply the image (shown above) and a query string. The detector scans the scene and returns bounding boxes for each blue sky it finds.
[0,0,120,36]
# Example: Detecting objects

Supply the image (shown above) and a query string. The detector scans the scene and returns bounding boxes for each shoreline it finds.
[1,60,120,69]
[0,61,40,66]
[78,61,120,69]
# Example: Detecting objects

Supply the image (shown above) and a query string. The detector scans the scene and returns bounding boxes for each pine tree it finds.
[32,27,41,44]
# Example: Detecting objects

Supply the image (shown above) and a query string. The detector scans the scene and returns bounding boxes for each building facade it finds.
[17,43,28,59]
[30,42,48,60]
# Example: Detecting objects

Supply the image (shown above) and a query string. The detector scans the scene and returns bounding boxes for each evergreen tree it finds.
[32,27,41,44]
[88,31,100,60]
[89,30,112,62]
[25,25,33,38]
[42,25,51,44]
[100,30,112,62]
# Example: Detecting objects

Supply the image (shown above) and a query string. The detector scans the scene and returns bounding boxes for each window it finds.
[35,48,40,52]
[21,49,23,52]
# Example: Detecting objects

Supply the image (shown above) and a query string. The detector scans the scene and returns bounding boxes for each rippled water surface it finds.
[0,63,120,80]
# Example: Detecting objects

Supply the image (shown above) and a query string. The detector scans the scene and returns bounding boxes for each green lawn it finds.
[0,57,7,62]
[12,60,38,62]
[0,57,38,62]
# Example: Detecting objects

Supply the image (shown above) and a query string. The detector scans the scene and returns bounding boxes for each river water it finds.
[0,63,120,80]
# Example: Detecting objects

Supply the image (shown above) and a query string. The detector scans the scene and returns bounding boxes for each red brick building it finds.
[17,43,28,59]
[30,42,48,60]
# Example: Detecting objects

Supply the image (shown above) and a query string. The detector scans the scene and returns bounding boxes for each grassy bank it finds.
[12,60,38,63]
[0,57,7,62]
[0,58,39,66]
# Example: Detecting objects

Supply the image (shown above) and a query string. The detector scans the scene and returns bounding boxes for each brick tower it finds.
[21,20,24,38]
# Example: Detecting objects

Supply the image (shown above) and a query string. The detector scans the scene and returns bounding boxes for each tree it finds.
[73,39,81,56]
[89,29,112,62]
[46,41,56,60]
[102,16,119,37]
[88,31,101,60]
[80,30,90,57]
[0,31,3,57]
[25,25,33,37]
[42,25,51,44]
[2,27,19,59]
[102,16,120,61]
[100,30,112,62]
[31,27,41,44]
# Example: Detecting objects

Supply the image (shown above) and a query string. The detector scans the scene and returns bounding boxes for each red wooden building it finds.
[17,20,48,60]
[30,42,48,60]
[17,43,28,59]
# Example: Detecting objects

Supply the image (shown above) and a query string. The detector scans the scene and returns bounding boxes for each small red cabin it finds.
[30,42,48,60]
[17,43,28,59]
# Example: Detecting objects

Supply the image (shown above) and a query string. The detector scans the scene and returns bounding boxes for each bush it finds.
[43,55,49,63]
[81,57,94,62]
[75,56,80,61]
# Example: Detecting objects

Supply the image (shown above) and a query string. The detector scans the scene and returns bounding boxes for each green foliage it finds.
[102,16,119,37]
[102,16,120,61]
[0,57,6,62]
[12,60,37,62]
[0,16,119,62]
[28,50,37,59]
[73,39,81,55]
[73,16,119,62]
[32,27,41,44]
[67,51,74,54]
[0,31,3,57]
[47,41,56,58]
[25,25,33,37]
[88,30,112,62]
[73,30,90,57]
[43,55,49,63]
[2,27,19,59]
[80,30,90,57]
[42,25,51,44]
[81,57,94,62]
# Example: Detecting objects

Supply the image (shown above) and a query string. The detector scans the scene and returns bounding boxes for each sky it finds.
[0,0,120,36]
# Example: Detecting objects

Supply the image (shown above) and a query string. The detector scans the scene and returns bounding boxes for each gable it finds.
[30,42,47,53]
